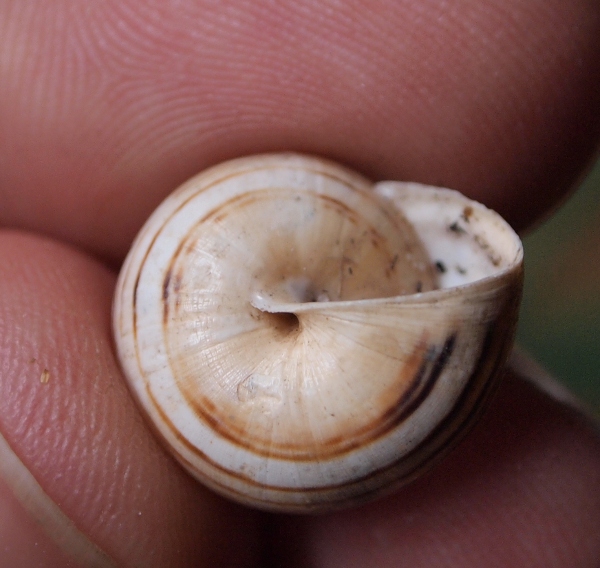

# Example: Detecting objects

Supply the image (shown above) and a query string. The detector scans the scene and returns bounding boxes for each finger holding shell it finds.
[113,153,523,513]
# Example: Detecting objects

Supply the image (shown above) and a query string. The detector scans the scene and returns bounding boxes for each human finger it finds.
[0,230,265,567]
[0,0,598,261]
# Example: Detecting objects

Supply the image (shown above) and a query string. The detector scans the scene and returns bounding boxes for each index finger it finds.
[0,0,599,261]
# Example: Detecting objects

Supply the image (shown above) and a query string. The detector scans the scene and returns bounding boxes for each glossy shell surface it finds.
[113,153,523,512]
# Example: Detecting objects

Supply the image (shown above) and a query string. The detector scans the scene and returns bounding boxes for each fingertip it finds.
[0,231,264,567]
[1,0,599,259]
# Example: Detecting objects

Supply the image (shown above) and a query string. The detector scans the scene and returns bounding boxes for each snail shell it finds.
[113,153,523,513]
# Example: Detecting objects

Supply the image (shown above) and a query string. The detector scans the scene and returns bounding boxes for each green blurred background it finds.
[516,159,600,415]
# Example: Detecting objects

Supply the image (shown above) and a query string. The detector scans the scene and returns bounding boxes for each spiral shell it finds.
[113,153,523,512]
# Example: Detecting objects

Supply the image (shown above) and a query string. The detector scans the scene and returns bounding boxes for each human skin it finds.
[0,1,599,566]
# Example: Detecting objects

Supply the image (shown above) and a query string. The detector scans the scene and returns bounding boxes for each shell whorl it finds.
[113,153,523,512]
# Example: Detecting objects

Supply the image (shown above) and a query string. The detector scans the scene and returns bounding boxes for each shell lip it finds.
[250,254,523,315]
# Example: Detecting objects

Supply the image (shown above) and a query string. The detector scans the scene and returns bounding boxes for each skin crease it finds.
[0,0,598,566]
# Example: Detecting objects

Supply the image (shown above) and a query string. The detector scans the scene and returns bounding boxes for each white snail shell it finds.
[113,153,523,513]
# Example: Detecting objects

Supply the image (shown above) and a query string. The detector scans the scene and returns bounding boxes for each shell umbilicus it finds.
[113,153,523,513]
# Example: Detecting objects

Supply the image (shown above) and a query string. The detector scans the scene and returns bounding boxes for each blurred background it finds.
[516,158,600,416]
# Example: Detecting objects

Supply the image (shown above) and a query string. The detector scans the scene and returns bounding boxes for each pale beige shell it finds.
[113,153,523,513]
